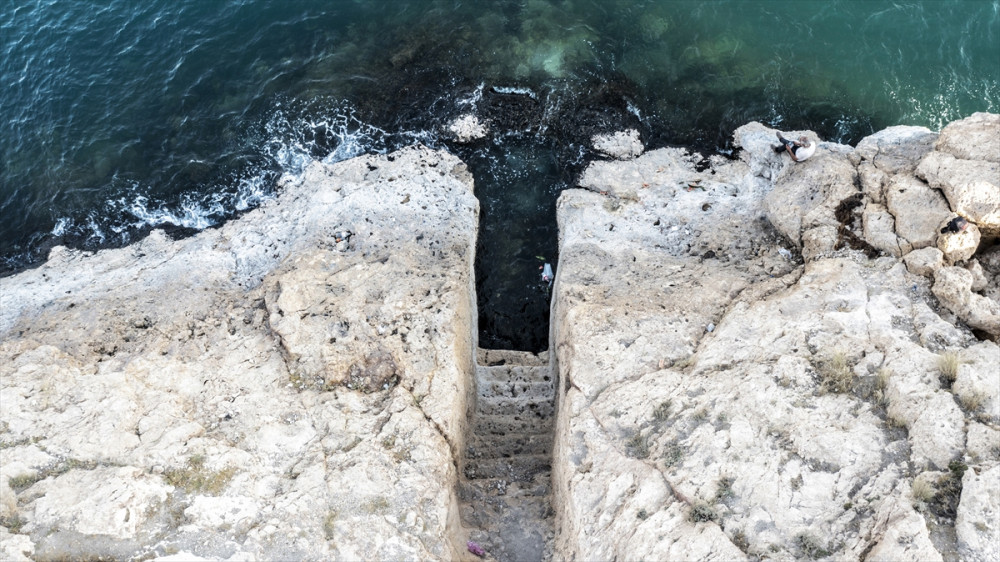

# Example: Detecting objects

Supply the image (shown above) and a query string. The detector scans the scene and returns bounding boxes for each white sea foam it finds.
[492,86,538,99]
[51,217,71,236]
[457,83,485,109]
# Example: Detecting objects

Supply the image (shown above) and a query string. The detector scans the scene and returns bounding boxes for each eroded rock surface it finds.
[0,146,478,560]
[551,115,999,561]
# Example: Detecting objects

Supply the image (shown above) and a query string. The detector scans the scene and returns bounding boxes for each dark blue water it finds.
[3,1,998,350]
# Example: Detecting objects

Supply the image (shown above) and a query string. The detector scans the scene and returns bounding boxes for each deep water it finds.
[2,0,998,351]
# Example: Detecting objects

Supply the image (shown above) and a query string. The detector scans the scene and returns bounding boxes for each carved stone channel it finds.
[458,348,556,562]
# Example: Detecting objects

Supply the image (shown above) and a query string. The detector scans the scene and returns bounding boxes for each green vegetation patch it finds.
[164,455,236,496]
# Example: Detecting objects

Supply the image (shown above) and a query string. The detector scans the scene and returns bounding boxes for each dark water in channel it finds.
[2,1,998,350]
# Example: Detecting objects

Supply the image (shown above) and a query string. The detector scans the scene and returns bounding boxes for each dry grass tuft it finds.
[912,477,936,502]
[937,352,961,384]
[820,352,853,394]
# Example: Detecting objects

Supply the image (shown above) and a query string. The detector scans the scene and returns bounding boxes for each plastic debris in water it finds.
[467,541,486,557]
[541,263,554,285]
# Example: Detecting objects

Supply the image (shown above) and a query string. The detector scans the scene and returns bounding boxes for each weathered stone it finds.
[852,125,938,175]
[0,146,476,560]
[904,247,944,277]
[917,151,1000,234]
[0,527,34,562]
[937,217,982,264]
[865,488,943,562]
[885,175,953,250]
[965,423,1000,464]
[762,142,858,250]
[591,129,644,160]
[967,260,990,292]
[29,467,171,541]
[952,342,1000,422]
[446,113,488,143]
[935,112,1000,163]
[956,465,1000,562]
[932,266,1000,338]
[864,203,907,256]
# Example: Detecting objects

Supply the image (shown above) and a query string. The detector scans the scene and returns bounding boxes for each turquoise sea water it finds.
[2,0,998,349]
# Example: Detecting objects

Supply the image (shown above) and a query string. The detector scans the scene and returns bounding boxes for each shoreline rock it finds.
[1,146,478,560]
[2,114,998,562]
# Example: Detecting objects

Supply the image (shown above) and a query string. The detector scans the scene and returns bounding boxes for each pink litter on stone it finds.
[467,541,486,557]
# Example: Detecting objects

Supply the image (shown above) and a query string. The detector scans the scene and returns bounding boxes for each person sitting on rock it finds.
[773,132,816,162]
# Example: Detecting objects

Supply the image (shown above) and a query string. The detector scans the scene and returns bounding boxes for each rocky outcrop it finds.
[0,146,478,560]
[2,114,997,562]
[591,129,644,160]
[550,115,999,561]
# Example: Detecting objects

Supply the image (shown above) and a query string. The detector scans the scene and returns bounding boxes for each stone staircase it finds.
[458,349,555,562]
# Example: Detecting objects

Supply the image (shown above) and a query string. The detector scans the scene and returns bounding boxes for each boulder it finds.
[851,125,938,176]
[885,175,953,250]
[591,129,644,160]
[934,112,1000,163]
[932,266,1000,338]
[937,216,981,264]
[445,114,488,143]
[917,152,1000,235]
[956,465,1000,562]
[904,247,944,277]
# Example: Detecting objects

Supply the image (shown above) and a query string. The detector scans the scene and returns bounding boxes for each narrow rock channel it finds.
[458,348,556,562]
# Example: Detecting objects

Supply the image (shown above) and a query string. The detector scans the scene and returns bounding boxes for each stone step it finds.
[476,394,555,418]
[472,414,553,436]
[460,350,555,562]
[477,348,548,367]
[462,454,551,482]
[459,491,554,529]
[466,432,553,459]
[476,377,555,401]
[476,365,554,387]
[458,475,551,502]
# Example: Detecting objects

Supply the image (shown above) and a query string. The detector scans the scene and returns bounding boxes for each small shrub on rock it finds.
[937,351,961,387]
[688,501,718,523]
[819,352,853,394]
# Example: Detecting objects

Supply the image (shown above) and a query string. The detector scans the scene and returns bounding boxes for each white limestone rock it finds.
[935,112,1000,164]
[0,146,476,561]
[904,246,944,277]
[965,423,1000,464]
[445,113,488,143]
[956,465,1000,562]
[0,527,34,562]
[885,174,953,250]
[864,203,907,256]
[28,467,171,540]
[917,152,1000,235]
[952,341,1000,422]
[851,125,938,176]
[591,129,644,160]
[932,266,1000,338]
[937,217,981,264]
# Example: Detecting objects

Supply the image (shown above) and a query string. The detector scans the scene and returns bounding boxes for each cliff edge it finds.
[550,113,999,561]
[1,146,478,561]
